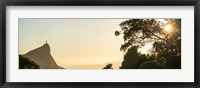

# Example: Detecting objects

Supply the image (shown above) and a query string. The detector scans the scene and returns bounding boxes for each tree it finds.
[103,63,113,69]
[19,55,40,69]
[120,46,140,69]
[116,19,181,69]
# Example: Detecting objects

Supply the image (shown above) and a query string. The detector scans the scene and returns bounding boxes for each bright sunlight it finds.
[138,43,153,54]
[164,24,172,32]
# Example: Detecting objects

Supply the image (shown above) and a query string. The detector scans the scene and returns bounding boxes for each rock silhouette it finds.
[23,43,63,69]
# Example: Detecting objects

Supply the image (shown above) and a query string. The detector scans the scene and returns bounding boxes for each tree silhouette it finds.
[120,46,140,69]
[116,19,181,69]
[19,55,40,69]
[103,63,113,69]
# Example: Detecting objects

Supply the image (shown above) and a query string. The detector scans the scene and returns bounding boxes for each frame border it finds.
[0,0,200,88]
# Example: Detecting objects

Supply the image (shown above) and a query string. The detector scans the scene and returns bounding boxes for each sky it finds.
[19,19,127,69]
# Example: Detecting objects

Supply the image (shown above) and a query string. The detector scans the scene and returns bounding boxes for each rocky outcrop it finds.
[23,43,63,69]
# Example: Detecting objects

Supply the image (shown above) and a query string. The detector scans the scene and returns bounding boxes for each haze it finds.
[19,19,126,69]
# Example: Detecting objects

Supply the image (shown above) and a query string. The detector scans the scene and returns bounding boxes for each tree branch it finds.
[146,29,166,41]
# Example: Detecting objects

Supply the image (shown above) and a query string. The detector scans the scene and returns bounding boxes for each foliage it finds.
[103,63,113,69]
[19,55,40,69]
[116,19,181,69]
[120,46,140,69]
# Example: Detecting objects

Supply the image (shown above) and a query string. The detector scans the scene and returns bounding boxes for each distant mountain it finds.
[23,43,63,69]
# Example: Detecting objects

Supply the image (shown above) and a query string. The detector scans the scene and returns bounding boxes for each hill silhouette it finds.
[23,43,63,69]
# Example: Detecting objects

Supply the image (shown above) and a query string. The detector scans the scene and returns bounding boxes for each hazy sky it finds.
[19,19,127,69]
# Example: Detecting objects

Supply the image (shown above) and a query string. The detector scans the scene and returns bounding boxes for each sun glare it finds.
[156,19,167,24]
[164,24,172,31]
[138,43,153,54]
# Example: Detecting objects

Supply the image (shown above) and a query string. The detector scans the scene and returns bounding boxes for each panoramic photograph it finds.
[19,18,181,69]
